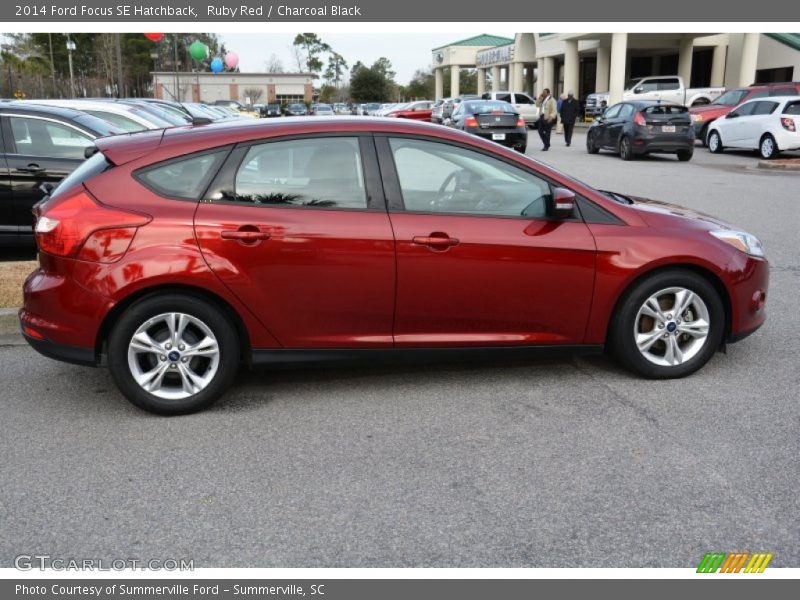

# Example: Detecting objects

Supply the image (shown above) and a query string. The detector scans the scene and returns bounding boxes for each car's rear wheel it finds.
[759,134,779,159]
[515,144,527,154]
[698,123,709,147]
[108,294,239,415]
[707,130,724,153]
[677,149,693,161]
[619,136,634,161]
[610,270,724,379]
[586,131,600,154]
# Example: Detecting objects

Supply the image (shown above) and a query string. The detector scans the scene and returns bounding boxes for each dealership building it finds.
[432,33,800,102]
[151,71,315,105]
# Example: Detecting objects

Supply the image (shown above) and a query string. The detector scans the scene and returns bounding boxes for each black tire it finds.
[609,269,725,379]
[707,130,724,153]
[698,123,709,147]
[515,144,527,153]
[586,131,600,154]
[108,294,240,415]
[619,136,634,161]
[759,134,779,159]
[677,149,693,162]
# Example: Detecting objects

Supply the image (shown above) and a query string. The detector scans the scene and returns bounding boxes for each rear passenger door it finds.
[1,115,94,237]
[742,101,780,147]
[193,135,397,348]
[511,93,538,124]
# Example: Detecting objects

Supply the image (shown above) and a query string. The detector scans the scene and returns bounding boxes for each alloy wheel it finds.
[633,287,710,367]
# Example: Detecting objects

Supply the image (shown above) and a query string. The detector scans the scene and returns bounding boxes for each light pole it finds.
[65,35,76,98]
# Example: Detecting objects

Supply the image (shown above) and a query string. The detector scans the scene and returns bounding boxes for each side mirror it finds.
[548,187,576,219]
[634,86,644,94]
[726,112,738,119]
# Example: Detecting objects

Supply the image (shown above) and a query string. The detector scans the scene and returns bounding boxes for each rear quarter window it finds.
[135,149,229,200]
[784,101,800,115]
[50,151,111,199]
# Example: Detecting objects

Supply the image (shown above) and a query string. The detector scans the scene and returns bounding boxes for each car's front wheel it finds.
[707,130,724,153]
[108,294,240,415]
[610,270,725,379]
[586,131,600,154]
[619,136,634,161]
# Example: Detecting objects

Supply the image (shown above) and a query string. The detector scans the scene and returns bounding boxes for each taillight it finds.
[517,117,526,127]
[781,117,796,132]
[633,111,647,126]
[34,188,151,262]
[464,116,479,127]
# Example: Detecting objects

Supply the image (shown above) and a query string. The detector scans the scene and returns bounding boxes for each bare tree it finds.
[243,87,263,104]
[264,53,284,73]
[289,44,303,72]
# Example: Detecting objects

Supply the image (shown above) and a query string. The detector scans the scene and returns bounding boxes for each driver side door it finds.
[376,136,597,347]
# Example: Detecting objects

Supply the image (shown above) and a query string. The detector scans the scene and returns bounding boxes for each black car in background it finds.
[448,99,528,153]
[261,103,282,117]
[285,103,308,116]
[0,103,124,245]
[586,100,695,161]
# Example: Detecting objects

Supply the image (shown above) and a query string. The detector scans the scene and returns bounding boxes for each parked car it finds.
[113,99,193,127]
[260,103,282,118]
[448,99,527,152]
[0,103,124,245]
[622,75,725,106]
[706,95,800,159]
[586,100,695,161]
[360,102,381,115]
[213,100,246,111]
[481,91,540,126]
[441,95,480,121]
[334,103,350,115]
[21,117,768,414]
[387,101,434,120]
[431,99,448,124]
[312,104,335,116]
[689,82,800,145]
[584,93,608,118]
[21,99,173,132]
[285,103,308,116]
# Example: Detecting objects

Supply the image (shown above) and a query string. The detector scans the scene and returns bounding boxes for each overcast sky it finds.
[219,33,480,83]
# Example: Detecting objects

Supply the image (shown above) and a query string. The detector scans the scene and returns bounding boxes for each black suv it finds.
[0,103,124,245]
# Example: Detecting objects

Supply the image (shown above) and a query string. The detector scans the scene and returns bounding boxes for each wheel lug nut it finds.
[165,343,172,350]
[663,333,669,338]
[666,314,672,320]
[169,363,177,369]
[179,344,185,351]
[160,355,166,361]
[657,322,664,329]
[181,357,189,363]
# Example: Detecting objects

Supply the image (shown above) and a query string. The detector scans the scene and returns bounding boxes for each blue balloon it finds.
[210,57,224,73]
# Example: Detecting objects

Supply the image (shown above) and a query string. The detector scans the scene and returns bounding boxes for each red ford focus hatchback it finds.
[20,117,768,414]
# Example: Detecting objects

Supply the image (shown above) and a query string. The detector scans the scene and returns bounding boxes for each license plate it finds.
[662,125,676,133]
[492,133,506,140]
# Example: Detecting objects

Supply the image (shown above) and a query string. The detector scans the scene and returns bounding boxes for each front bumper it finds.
[726,254,769,343]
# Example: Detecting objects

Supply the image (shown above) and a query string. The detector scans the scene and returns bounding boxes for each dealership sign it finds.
[476,44,514,67]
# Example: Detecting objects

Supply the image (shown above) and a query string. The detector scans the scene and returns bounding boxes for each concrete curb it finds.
[757,159,800,171]
[0,308,20,336]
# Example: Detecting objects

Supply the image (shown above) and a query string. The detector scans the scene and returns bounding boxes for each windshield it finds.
[711,89,749,106]
[464,100,516,114]
[625,78,644,90]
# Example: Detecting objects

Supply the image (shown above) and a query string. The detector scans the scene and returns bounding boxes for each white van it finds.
[481,91,540,126]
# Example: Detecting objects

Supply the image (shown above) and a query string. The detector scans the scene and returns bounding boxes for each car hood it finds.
[689,104,728,115]
[604,191,736,231]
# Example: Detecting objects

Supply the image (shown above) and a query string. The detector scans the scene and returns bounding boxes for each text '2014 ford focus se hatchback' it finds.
[20,117,769,415]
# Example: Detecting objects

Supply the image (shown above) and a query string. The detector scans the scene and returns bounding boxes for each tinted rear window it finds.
[50,151,111,199]
[464,101,516,114]
[784,101,800,115]
[136,150,228,199]
[643,105,688,115]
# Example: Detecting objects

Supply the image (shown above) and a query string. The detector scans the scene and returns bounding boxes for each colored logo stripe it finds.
[697,552,773,573]
[697,553,726,573]
[744,553,773,573]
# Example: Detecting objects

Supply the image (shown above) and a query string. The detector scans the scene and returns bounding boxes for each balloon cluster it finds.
[143,34,240,74]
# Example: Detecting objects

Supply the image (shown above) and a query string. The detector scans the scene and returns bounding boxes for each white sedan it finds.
[707,95,800,159]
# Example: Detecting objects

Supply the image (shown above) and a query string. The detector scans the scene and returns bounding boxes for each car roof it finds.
[740,94,800,103]
[626,100,686,108]
[0,101,95,119]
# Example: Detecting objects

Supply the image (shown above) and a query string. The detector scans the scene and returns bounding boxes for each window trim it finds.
[202,132,387,213]
[133,146,234,202]
[374,133,584,223]
[2,113,96,159]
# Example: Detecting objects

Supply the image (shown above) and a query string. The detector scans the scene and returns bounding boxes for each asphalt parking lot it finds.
[1,129,798,568]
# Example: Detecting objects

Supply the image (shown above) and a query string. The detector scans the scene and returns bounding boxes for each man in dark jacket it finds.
[559,90,581,147]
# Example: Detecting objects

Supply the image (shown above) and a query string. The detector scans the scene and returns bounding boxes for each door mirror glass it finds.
[634,86,644,94]
[548,187,576,219]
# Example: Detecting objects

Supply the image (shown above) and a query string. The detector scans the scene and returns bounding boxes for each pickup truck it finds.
[586,75,725,116]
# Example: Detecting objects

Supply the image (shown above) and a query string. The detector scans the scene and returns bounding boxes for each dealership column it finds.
[596,45,610,93]
[511,62,524,92]
[540,56,555,95]
[491,65,501,92]
[476,68,486,95]
[564,39,579,96]
[710,44,726,87]
[450,65,460,98]
[609,33,628,104]
[678,37,694,85]
[738,32,760,86]
[434,68,443,100]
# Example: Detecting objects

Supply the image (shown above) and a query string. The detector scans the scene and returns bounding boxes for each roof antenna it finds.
[160,83,212,125]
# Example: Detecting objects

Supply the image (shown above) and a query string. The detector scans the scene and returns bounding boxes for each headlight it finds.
[691,114,704,122]
[710,230,765,258]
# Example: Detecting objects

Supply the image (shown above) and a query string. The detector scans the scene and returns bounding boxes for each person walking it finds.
[536,88,557,151]
[559,90,580,147]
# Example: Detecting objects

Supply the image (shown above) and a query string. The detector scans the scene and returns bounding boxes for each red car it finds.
[388,100,434,121]
[21,117,768,414]
[690,82,800,144]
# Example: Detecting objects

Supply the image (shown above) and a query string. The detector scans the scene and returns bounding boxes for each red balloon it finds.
[144,33,164,42]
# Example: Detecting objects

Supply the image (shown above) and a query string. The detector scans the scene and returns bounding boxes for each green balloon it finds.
[189,40,208,61]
